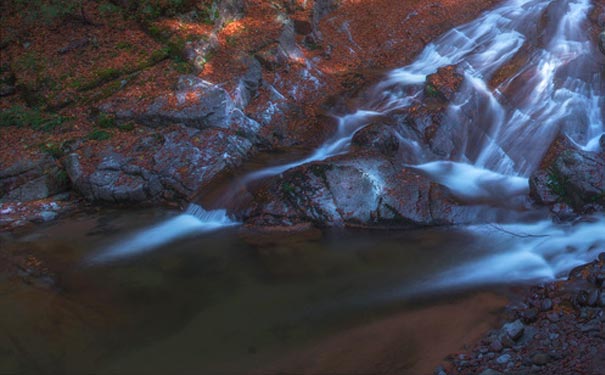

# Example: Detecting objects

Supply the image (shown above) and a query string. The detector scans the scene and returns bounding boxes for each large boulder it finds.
[530,134,605,213]
[243,157,473,228]
[104,76,260,137]
[65,126,254,203]
[1,154,69,202]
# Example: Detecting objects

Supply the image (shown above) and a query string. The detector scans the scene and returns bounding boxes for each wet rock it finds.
[244,157,474,228]
[529,133,605,214]
[1,154,69,202]
[425,65,464,101]
[351,122,399,157]
[489,339,503,353]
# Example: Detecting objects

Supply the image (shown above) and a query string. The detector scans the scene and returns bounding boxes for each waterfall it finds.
[93,0,603,270]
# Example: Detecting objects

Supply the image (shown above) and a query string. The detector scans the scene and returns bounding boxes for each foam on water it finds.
[428,215,605,288]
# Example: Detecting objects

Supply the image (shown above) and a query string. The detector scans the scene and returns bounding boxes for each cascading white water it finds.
[94,0,604,289]
[88,204,236,263]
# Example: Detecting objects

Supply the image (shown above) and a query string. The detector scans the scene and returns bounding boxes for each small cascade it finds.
[89,204,237,263]
[427,215,605,288]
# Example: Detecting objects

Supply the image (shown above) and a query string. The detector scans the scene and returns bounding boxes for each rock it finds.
[599,30,605,55]
[495,353,511,365]
[255,20,304,71]
[478,369,502,375]
[312,0,339,39]
[65,126,255,204]
[213,0,246,27]
[184,34,219,72]
[293,19,313,35]
[425,65,465,101]
[529,133,605,213]
[521,308,538,323]
[351,122,399,157]
[1,154,70,202]
[502,320,525,341]
[531,351,550,366]
[489,339,503,353]
[38,210,57,222]
[234,56,262,109]
[133,75,235,129]
[244,157,474,228]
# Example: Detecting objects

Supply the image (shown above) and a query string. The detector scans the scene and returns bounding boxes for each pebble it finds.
[531,351,550,366]
[496,353,511,365]
[478,369,502,375]
[503,320,524,341]
[541,298,553,311]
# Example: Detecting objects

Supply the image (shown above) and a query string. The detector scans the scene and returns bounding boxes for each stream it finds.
[2,0,605,373]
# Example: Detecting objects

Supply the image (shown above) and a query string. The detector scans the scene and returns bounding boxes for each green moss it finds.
[99,2,121,16]
[97,113,117,128]
[87,129,112,141]
[281,182,295,195]
[39,142,64,158]
[0,105,67,132]
[546,168,570,203]
[424,84,440,98]
[55,169,69,185]
[116,41,133,50]
[118,121,135,132]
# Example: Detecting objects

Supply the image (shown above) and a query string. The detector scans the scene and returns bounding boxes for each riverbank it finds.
[1,0,499,231]
[444,252,605,375]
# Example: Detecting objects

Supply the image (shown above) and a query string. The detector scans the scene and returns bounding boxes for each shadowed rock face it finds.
[1,155,69,202]
[64,126,255,204]
[530,134,605,216]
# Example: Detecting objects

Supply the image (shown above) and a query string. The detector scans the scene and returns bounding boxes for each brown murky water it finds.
[0,208,513,375]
